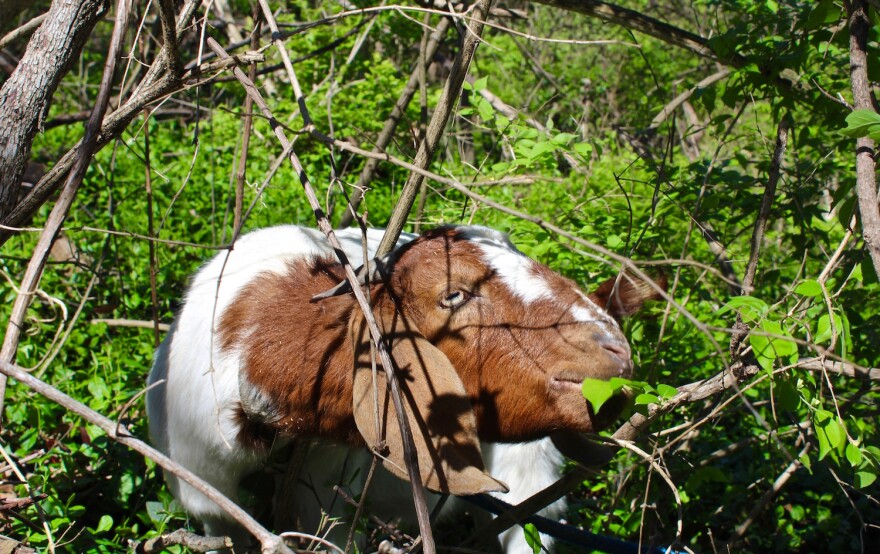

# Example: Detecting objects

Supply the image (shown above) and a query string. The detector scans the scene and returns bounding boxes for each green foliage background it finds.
[1,0,878,552]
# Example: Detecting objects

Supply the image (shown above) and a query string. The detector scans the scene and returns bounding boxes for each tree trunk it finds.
[0,0,107,221]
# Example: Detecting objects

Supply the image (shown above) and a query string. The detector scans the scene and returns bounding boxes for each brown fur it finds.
[218,228,663,450]
[218,258,364,447]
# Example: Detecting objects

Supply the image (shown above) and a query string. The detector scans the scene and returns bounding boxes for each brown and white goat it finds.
[146,225,661,552]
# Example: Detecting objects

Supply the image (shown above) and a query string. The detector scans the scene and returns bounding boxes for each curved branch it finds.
[532,0,744,66]
[0,360,291,554]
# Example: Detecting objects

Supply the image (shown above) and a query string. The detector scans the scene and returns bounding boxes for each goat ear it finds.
[349,295,508,496]
[588,272,667,321]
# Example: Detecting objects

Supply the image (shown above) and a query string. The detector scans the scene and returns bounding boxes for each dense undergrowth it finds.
[1,0,878,552]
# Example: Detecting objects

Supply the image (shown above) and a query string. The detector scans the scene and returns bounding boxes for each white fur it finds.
[147,225,574,551]
[457,226,557,304]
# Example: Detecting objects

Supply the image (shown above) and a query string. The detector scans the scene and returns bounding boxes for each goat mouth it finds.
[549,375,586,393]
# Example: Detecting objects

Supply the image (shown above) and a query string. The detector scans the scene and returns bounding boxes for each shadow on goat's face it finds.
[387,227,642,443]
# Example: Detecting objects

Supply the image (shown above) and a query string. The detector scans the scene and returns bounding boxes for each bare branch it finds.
[0,12,48,51]
[157,0,181,75]
[377,0,494,256]
[729,114,791,354]
[532,0,740,65]
[846,0,880,276]
[337,16,452,228]
[649,69,732,129]
[743,115,792,291]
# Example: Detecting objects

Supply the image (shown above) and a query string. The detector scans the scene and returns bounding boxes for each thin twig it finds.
[0,13,48,51]
[233,13,260,235]
[338,15,451,228]
[729,114,791,354]
[376,0,494,256]
[143,107,161,349]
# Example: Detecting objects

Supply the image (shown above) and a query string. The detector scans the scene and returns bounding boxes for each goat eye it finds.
[439,290,471,309]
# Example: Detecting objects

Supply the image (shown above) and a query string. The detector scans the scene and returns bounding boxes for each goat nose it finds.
[600,340,631,366]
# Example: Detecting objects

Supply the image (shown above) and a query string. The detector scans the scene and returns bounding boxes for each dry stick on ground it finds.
[0,360,293,554]
[846,0,880,277]
[0,0,201,246]
[376,0,494,256]
[729,114,791,356]
[90,319,172,332]
[206,36,439,554]
[0,0,131,419]
[130,529,233,554]
[336,16,452,228]
[0,0,107,221]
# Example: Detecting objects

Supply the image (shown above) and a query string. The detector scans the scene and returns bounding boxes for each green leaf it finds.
[855,470,877,489]
[824,418,847,450]
[96,514,113,533]
[634,393,659,406]
[582,378,628,412]
[551,133,578,145]
[794,279,822,297]
[606,234,624,249]
[800,452,812,472]
[717,295,768,321]
[476,98,495,121]
[527,140,556,160]
[815,427,832,460]
[814,313,844,344]
[841,109,880,138]
[656,384,678,399]
[472,76,488,92]
[523,523,542,554]
[145,501,166,524]
[582,379,615,412]
[846,443,863,467]
[573,142,593,156]
[775,378,800,412]
[814,409,846,460]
